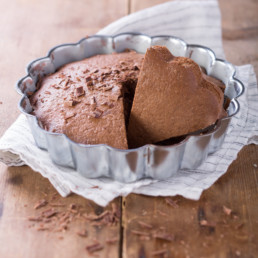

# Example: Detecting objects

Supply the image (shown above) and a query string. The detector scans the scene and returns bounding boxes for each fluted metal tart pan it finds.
[16,33,244,183]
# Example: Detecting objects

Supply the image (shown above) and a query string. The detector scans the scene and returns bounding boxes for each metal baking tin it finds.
[16,33,244,183]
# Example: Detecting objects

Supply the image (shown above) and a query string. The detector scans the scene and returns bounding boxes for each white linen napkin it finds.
[0,0,257,206]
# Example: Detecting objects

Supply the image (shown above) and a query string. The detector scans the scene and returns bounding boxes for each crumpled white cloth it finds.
[0,0,257,206]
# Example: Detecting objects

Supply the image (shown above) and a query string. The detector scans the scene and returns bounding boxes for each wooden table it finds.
[0,0,257,257]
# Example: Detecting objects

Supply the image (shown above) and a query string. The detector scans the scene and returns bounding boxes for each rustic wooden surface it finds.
[0,0,257,257]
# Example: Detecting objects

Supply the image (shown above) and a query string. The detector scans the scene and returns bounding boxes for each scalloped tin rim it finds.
[16,33,245,182]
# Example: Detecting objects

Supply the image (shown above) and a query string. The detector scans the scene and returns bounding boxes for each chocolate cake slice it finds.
[128,46,226,148]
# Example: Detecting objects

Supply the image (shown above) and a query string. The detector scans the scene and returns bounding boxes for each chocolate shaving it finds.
[108,95,119,102]
[34,199,48,210]
[103,85,113,91]
[223,205,232,216]
[43,218,52,223]
[86,242,104,254]
[157,210,169,217]
[44,91,51,95]
[64,113,76,120]
[100,101,114,108]
[113,69,120,74]
[51,84,60,89]
[41,208,58,218]
[138,221,153,229]
[36,226,49,231]
[83,206,119,226]
[93,69,99,73]
[59,73,66,78]
[106,237,119,244]
[49,203,65,207]
[85,75,92,82]
[87,81,93,88]
[131,230,150,237]
[111,203,120,218]
[64,100,80,107]
[133,65,139,70]
[200,219,216,228]
[69,204,77,210]
[165,197,178,208]
[59,214,70,224]
[235,222,244,230]
[83,69,90,74]
[103,70,112,75]
[97,83,106,89]
[77,229,88,237]
[151,249,168,256]
[64,78,70,87]
[84,210,110,221]
[58,78,65,85]
[90,96,96,106]
[152,232,174,242]
[92,109,102,118]
[75,86,85,97]
[28,216,43,222]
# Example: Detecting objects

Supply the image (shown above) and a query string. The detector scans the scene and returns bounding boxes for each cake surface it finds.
[30,51,144,149]
[128,46,226,148]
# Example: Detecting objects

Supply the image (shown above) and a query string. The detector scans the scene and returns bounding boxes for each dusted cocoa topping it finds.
[128,46,226,148]
[30,46,226,150]
[30,51,143,149]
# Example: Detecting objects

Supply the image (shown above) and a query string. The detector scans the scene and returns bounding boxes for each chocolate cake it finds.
[30,46,226,149]
[128,46,226,148]
[30,51,144,149]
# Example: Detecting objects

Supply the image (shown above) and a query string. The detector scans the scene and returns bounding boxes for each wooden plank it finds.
[220,0,258,39]
[124,0,258,257]
[122,145,258,258]
[0,164,121,258]
[0,0,128,257]
[130,0,168,13]
[223,37,258,79]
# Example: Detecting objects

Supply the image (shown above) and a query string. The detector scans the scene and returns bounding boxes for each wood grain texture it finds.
[0,164,121,258]
[122,145,258,258]
[0,0,127,257]
[219,0,258,39]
